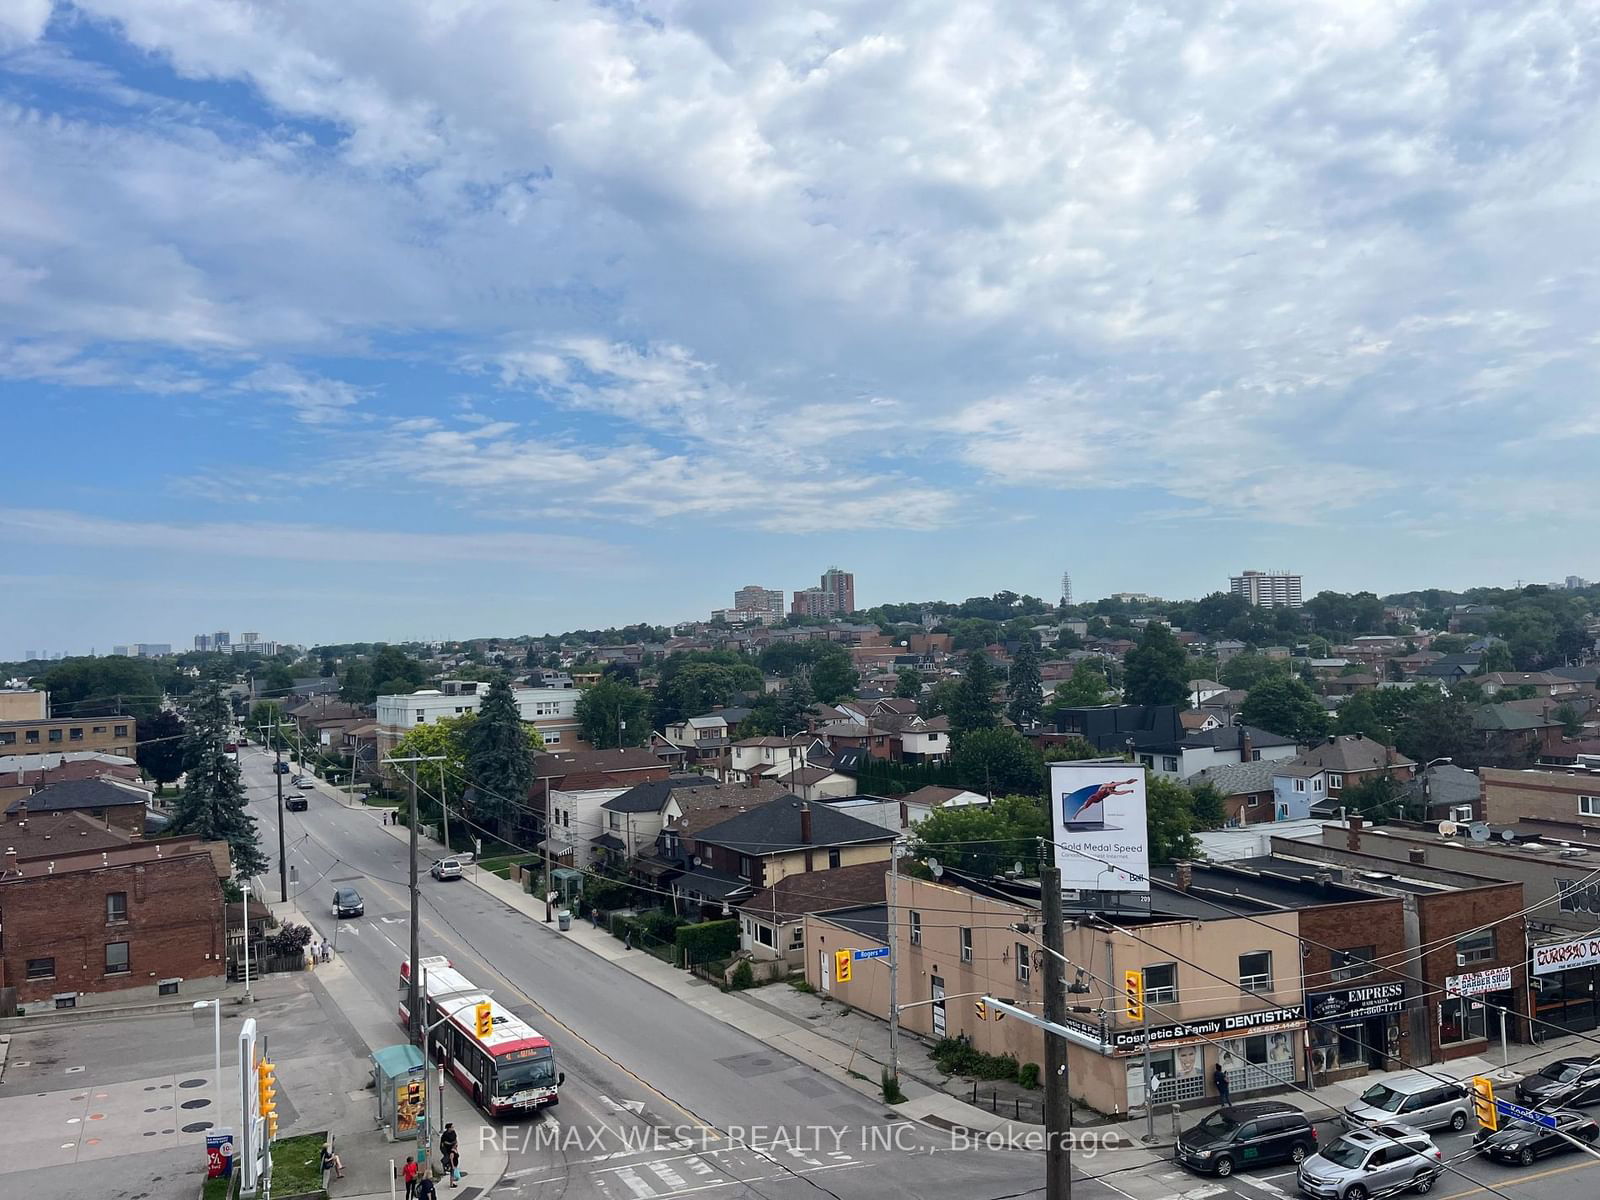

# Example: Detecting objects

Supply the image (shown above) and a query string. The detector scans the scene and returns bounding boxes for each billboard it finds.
[1048,762,1150,891]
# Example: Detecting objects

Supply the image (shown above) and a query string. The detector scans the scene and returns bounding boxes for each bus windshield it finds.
[496,1053,557,1096]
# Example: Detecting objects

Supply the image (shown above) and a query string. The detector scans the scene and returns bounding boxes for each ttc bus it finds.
[399,956,563,1115]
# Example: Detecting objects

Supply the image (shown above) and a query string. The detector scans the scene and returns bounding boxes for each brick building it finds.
[0,716,137,759]
[0,816,228,1008]
[5,777,151,835]
[1481,766,1600,828]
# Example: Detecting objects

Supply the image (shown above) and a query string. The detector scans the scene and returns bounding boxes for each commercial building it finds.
[733,586,784,620]
[375,679,588,760]
[0,715,136,758]
[0,689,48,721]
[194,634,213,652]
[1480,766,1600,830]
[1230,570,1304,609]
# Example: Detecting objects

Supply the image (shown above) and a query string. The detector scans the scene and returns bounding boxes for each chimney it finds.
[1315,870,1333,886]
[1327,734,1338,746]
[899,801,909,830]
[800,803,813,844]
[1238,727,1253,762]
[4,847,15,875]
[1408,848,1426,866]
[1174,861,1193,891]
[1347,814,1364,852]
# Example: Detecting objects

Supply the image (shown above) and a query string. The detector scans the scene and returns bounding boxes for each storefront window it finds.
[1439,997,1488,1045]
[1535,967,1599,1033]
[1222,1031,1297,1094]
[1125,1045,1206,1109]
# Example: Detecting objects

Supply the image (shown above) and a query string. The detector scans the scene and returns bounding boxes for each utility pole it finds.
[258,721,288,903]
[1041,857,1072,1200]
[887,839,902,1088]
[409,763,420,1039]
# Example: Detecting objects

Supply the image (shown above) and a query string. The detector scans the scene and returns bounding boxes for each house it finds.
[662,714,737,765]
[1414,654,1482,683]
[1047,704,1184,754]
[1400,764,1482,823]
[900,785,989,809]
[897,715,952,764]
[1186,760,1280,826]
[1478,672,1576,699]
[1271,735,1416,820]
[1135,724,1298,781]
[1188,679,1228,706]
[1323,674,1380,697]
[729,736,830,781]
[771,765,856,803]
[603,778,794,870]
[1180,710,1223,734]
[737,861,893,967]
[656,797,895,916]
[0,752,143,809]
[1211,640,1248,665]
[5,777,154,835]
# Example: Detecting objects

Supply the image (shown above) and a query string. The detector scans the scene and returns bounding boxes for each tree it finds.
[390,717,474,813]
[1041,737,1101,762]
[911,793,1049,877]
[1219,652,1290,691]
[951,728,1045,797]
[1392,691,1473,766]
[1122,623,1190,708]
[1241,676,1329,743]
[575,679,650,749]
[1555,703,1583,738]
[735,694,783,739]
[1475,644,1514,675]
[895,668,923,699]
[1006,640,1044,729]
[462,676,538,831]
[1334,691,1392,744]
[1342,774,1409,820]
[948,652,1001,741]
[809,643,859,705]
[136,709,187,794]
[652,652,762,726]
[1146,776,1200,864]
[918,678,962,720]
[777,672,815,731]
[1188,780,1227,831]
[1050,665,1110,709]
[38,655,164,719]
[170,685,266,877]
[339,662,373,704]
[262,661,295,695]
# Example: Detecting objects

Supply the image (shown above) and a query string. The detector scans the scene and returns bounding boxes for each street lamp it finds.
[192,998,223,1109]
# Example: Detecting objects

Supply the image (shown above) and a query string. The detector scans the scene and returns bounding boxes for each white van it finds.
[1342,1074,1469,1133]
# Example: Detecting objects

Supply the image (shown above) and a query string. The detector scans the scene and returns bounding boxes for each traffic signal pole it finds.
[1041,859,1072,1200]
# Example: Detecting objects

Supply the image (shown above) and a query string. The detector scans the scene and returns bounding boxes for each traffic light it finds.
[834,949,853,984]
[975,1000,988,1021]
[1124,970,1145,1023]
[257,1059,278,1140]
[1471,1076,1497,1131]
[474,1001,493,1039]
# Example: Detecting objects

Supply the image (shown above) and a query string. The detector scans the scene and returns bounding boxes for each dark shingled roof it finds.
[601,776,717,814]
[694,797,895,855]
[8,777,148,815]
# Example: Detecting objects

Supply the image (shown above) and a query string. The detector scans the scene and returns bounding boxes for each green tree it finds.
[1429,634,1468,655]
[575,679,651,749]
[1392,691,1473,766]
[1049,665,1110,710]
[38,655,164,719]
[1006,640,1043,729]
[735,694,783,738]
[777,672,815,731]
[1122,623,1190,708]
[895,668,923,699]
[1188,780,1227,831]
[1219,652,1290,691]
[1475,644,1514,675]
[261,661,296,695]
[390,716,474,812]
[1041,737,1101,762]
[1334,691,1392,744]
[338,662,373,704]
[1341,774,1409,819]
[911,793,1048,876]
[171,685,265,877]
[1241,676,1329,743]
[950,728,1044,796]
[462,676,538,831]
[136,708,188,794]
[1146,776,1201,864]
[809,643,860,704]
[1555,703,1583,737]
[918,678,962,720]
[652,652,762,726]
[948,651,1001,741]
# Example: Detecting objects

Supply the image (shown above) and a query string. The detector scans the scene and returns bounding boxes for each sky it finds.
[3,1,1599,657]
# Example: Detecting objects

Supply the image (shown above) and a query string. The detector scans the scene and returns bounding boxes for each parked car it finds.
[1515,1057,1600,1109]
[1343,1074,1469,1133]
[1177,1101,1318,1176]
[332,887,364,918]
[1475,1110,1599,1166]
[1297,1124,1441,1199]
[225,742,237,752]
[273,761,289,774]
[285,793,308,812]
[293,775,315,786]
[430,858,464,881]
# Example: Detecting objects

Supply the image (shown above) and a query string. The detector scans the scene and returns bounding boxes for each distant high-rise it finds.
[194,634,212,652]
[1567,575,1591,590]
[214,631,231,649]
[1060,570,1073,609]
[1230,570,1303,609]
[733,585,784,618]
[24,650,37,662]
[820,567,855,615]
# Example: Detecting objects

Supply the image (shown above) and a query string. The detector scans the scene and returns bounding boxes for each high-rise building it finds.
[790,588,827,618]
[1567,576,1591,590]
[733,585,784,618]
[214,631,231,649]
[1060,571,1073,609]
[194,634,213,652]
[241,632,260,646]
[1230,570,1303,609]
[820,567,855,615]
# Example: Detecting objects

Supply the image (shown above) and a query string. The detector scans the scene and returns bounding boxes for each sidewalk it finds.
[270,895,509,1200]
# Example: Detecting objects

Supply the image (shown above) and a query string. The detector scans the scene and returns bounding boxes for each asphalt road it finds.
[236,749,1600,1200]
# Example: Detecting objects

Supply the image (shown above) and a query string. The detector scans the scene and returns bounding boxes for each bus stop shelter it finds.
[372,1043,426,1141]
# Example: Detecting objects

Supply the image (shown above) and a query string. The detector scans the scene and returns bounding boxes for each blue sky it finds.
[3,2,1599,657]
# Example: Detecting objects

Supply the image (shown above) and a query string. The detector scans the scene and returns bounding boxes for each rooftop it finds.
[6,776,151,815]
[738,860,892,922]
[1274,735,1414,778]
[693,797,896,855]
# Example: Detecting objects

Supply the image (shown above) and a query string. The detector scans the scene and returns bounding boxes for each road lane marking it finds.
[1236,1178,1287,1197]
[648,1162,687,1189]
[1435,1155,1600,1198]
[613,1167,654,1199]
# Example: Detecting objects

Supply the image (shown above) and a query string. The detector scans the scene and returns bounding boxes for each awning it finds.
[591,833,626,852]
[675,870,755,903]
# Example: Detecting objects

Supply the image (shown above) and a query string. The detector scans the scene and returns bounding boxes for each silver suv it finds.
[1298,1124,1441,1200]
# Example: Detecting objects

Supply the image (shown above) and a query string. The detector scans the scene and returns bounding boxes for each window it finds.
[790,924,805,949]
[0,731,12,745]
[69,727,84,741]
[738,854,753,880]
[1246,795,1260,808]
[756,924,774,948]
[1456,928,1496,964]
[1143,962,1178,1005]
[960,926,973,963]
[1163,756,1179,773]
[1250,749,1262,761]
[25,730,40,744]
[48,728,63,742]
[909,911,922,946]
[1440,996,1488,1045]
[609,812,621,830]
[1016,943,1031,983]
[158,979,180,996]
[1331,946,1376,981]
[415,711,426,724]
[827,848,841,869]
[1452,805,1475,822]
[54,994,76,1009]
[92,725,107,734]
[105,942,130,974]
[106,892,128,923]
[1239,951,1273,993]
[26,957,55,980]
[1581,796,1600,817]
[1294,778,1305,792]
[1328,773,1344,790]
[543,733,561,745]
[1313,777,1323,791]
[114,725,128,738]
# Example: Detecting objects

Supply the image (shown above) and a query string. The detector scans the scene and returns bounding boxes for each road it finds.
[236,748,1600,1200]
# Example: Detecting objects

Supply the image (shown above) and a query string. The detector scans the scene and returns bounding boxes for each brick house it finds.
[5,777,152,834]
[1272,735,1415,820]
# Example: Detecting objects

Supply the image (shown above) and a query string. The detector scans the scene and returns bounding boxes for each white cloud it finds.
[238,363,365,425]
[0,0,52,51]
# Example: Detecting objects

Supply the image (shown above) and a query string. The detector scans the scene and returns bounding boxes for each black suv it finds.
[1177,1102,1318,1177]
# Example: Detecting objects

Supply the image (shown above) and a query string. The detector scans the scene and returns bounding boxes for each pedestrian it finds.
[439,1122,460,1187]
[591,907,600,930]
[403,1156,419,1200]
[417,1170,438,1200]
[321,1146,345,1179]
[623,930,632,951]
[1212,1062,1231,1108]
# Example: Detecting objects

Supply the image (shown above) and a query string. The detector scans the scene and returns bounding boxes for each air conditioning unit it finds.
[1456,953,1469,966]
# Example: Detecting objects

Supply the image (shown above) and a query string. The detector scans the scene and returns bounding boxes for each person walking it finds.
[416,1169,438,1200]
[403,1156,419,1200]
[440,1122,460,1187]
[1212,1061,1231,1108]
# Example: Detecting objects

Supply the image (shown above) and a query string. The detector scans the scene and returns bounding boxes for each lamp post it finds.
[239,882,254,1000]
[192,998,222,1108]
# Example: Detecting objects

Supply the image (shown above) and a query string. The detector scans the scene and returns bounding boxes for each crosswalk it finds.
[1099,1167,1296,1200]
[499,1144,865,1199]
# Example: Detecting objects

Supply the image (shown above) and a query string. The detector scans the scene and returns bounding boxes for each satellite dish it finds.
[1437,821,1459,837]
[1469,824,1490,844]
[1013,861,1025,877]
[1500,829,1516,842]
[927,855,944,879]
[692,854,702,866]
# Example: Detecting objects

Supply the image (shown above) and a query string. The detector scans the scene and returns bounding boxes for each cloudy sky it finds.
[3,1,1598,656]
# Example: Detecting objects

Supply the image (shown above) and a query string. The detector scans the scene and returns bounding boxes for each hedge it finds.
[675,918,739,963]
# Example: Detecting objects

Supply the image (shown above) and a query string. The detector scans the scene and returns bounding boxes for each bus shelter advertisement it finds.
[1049,762,1150,891]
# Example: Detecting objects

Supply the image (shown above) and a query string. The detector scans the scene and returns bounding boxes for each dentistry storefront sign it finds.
[1533,935,1600,977]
